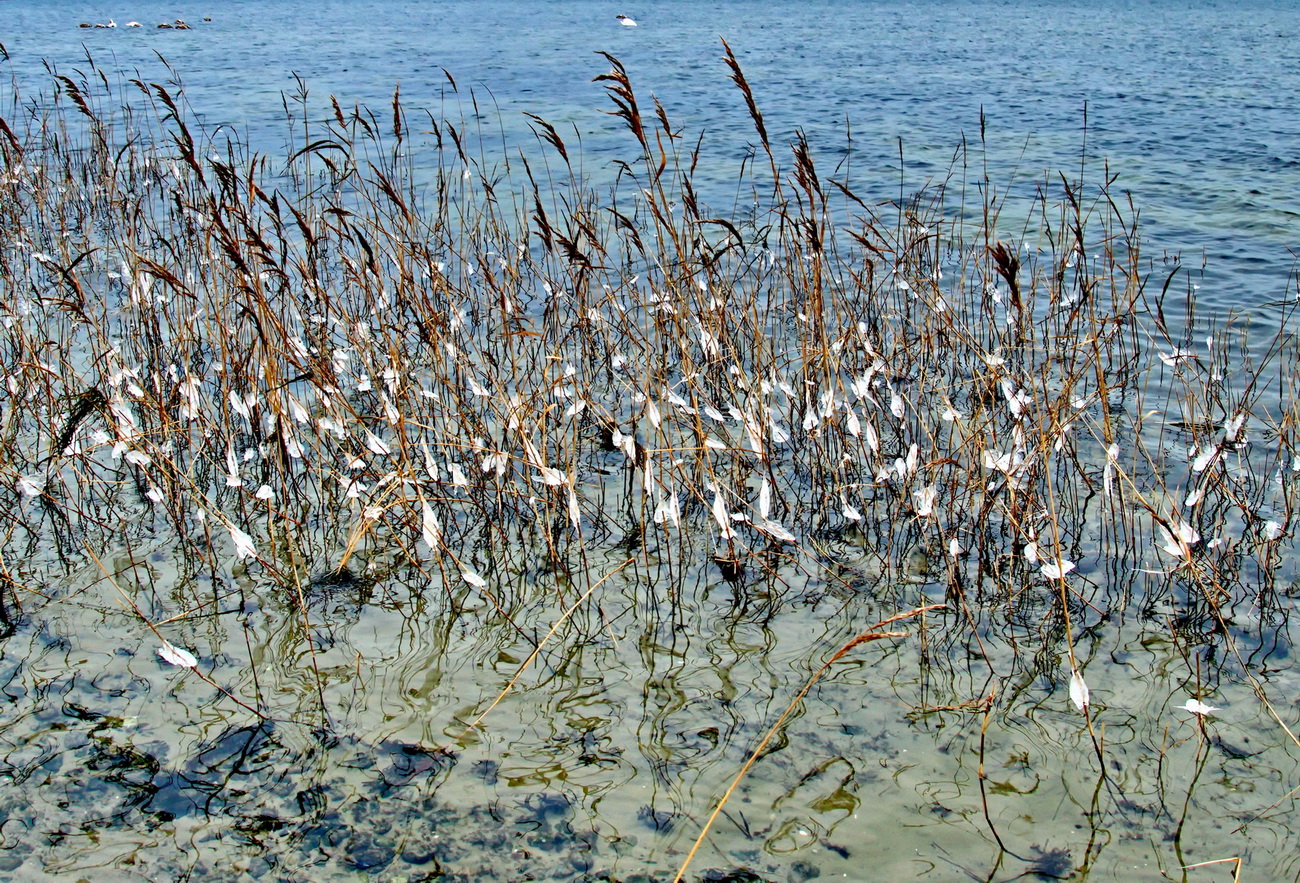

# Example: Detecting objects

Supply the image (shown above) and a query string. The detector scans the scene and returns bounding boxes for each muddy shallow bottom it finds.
[2,529,1296,882]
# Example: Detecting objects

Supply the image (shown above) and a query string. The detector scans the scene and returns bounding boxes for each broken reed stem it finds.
[672,605,944,883]
[453,556,634,744]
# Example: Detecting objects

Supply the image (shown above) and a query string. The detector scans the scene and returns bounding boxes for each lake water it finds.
[4,0,1299,313]
[3,2,1300,882]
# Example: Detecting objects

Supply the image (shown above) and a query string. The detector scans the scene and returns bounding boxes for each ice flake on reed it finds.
[16,474,45,498]
[1040,557,1075,580]
[281,391,310,425]
[893,443,919,479]
[693,316,721,359]
[1191,445,1218,474]
[461,568,487,589]
[365,431,391,456]
[841,495,863,523]
[1000,379,1031,419]
[768,411,790,445]
[228,390,255,424]
[752,478,795,542]
[567,486,582,532]
[381,394,401,426]
[158,641,198,668]
[653,488,681,527]
[530,465,566,486]
[282,429,304,459]
[254,485,274,502]
[889,389,905,420]
[177,376,203,420]
[844,406,861,438]
[1053,422,1072,452]
[480,450,508,476]
[849,373,872,401]
[711,488,738,540]
[109,392,140,438]
[864,422,879,454]
[983,449,1015,474]
[1158,348,1197,367]
[421,445,439,482]
[742,409,765,455]
[124,449,151,467]
[666,387,695,415]
[1069,668,1090,712]
[913,485,937,518]
[1103,444,1119,499]
[228,525,257,560]
[819,390,837,421]
[1263,520,1284,541]
[608,429,634,462]
[318,416,346,439]
[421,500,441,553]
[1223,413,1246,444]
[448,461,469,489]
[1157,519,1199,561]
[1175,698,1220,716]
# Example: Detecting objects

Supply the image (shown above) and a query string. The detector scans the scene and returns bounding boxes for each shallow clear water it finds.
[2,3,1300,882]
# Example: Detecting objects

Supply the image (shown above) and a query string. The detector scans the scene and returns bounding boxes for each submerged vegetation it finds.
[1,43,1298,881]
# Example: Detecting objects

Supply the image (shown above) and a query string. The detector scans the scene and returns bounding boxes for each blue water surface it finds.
[3,0,1299,313]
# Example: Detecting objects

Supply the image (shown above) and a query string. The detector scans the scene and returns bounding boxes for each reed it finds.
[1,44,1297,880]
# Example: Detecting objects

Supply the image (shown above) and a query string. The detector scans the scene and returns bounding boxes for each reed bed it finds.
[1,45,1298,880]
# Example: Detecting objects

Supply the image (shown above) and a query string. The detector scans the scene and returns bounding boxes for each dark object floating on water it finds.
[158,19,191,29]
[698,870,767,883]
[714,554,744,583]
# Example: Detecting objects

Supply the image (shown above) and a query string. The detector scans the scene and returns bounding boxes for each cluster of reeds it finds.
[1,43,1298,857]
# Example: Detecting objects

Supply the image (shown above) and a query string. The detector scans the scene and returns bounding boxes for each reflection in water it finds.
[0,527,1296,879]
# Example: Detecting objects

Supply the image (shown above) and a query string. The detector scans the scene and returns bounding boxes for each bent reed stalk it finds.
[2,44,1298,868]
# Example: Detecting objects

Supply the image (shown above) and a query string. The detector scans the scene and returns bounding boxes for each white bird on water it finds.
[616,14,637,26]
